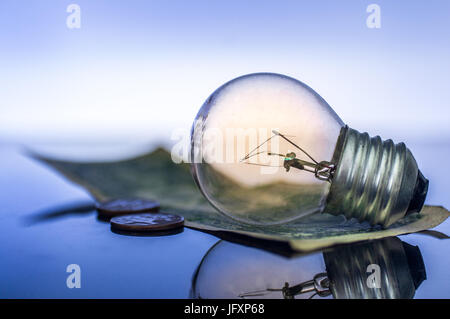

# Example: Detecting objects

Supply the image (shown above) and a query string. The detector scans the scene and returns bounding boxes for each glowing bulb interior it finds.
[191,73,344,225]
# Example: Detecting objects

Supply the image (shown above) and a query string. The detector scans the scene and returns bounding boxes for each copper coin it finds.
[96,199,160,217]
[110,213,184,232]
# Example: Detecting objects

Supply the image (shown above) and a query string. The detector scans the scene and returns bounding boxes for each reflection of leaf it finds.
[33,148,450,252]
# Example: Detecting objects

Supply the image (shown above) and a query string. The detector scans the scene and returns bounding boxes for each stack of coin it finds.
[96,198,184,235]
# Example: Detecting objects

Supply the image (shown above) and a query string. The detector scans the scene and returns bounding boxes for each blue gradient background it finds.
[1,1,449,147]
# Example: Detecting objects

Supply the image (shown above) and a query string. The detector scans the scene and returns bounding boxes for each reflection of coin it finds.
[96,199,160,217]
[110,213,184,232]
[111,227,184,237]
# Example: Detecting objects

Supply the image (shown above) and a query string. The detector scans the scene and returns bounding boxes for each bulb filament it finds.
[240,130,335,182]
[238,272,331,299]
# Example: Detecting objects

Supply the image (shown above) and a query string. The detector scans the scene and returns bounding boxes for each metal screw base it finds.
[323,126,428,227]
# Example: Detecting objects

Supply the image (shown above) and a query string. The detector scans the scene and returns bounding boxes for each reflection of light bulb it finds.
[191,240,329,299]
[190,238,426,299]
[191,73,428,227]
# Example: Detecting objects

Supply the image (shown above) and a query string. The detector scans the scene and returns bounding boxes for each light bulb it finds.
[190,73,428,227]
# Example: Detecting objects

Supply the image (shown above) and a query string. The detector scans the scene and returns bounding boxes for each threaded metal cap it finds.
[324,237,424,299]
[323,126,428,227]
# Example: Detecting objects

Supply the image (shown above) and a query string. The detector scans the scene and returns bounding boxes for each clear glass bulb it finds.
[191,73,344,226]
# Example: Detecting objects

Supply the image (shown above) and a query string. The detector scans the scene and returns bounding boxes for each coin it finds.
[96,199,160,217]
[110,213,184,232]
